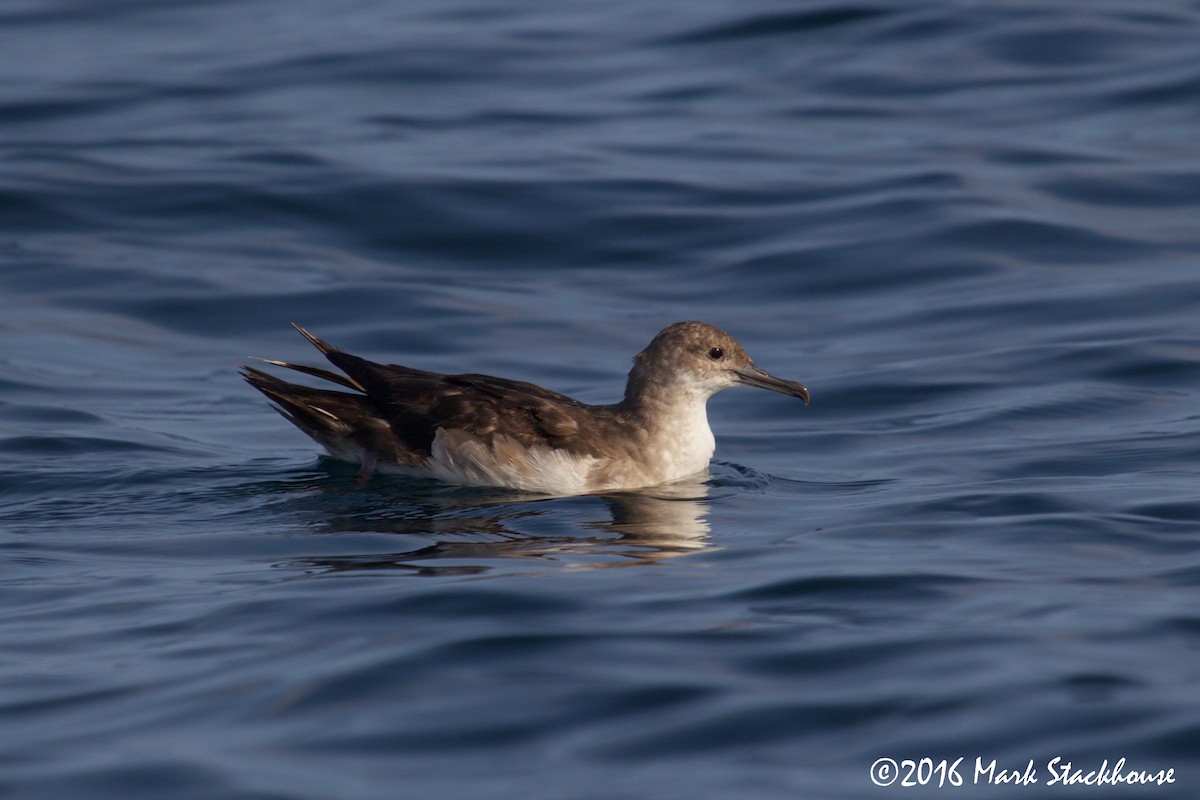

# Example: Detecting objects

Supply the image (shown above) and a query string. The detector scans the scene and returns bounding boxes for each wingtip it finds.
[243,350,364,392]
[240,363,281,387]
[291,323,338,354]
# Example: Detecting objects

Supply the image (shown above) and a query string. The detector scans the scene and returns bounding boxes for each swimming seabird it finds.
[243,321,808,495]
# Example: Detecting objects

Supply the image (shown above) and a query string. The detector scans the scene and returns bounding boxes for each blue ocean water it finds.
[3,0,1199,797]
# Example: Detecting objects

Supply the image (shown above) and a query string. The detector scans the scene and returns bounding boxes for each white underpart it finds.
[428,429,600,495]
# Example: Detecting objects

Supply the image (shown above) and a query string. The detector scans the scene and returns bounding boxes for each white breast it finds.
[651,398,716,482]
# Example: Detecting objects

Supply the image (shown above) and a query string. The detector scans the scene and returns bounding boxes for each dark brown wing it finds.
[324,350,606,456]
[249,325,626,462]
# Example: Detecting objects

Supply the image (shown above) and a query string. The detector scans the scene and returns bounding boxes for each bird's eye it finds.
[708,347,724,360]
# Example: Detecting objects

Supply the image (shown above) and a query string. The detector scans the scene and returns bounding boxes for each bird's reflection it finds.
[271,464,713,575]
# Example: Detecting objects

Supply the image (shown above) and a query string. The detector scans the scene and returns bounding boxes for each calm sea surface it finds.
[3,1,1200,797]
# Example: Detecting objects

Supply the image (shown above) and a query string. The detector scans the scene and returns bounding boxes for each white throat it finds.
[644,386,717,481]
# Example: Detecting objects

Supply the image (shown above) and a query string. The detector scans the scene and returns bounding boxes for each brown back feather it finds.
[323,350,628,458]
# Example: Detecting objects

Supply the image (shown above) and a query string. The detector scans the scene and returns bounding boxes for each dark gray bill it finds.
[734,365,810,405]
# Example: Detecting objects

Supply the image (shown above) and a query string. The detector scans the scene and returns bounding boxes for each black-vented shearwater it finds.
[243,321,809,495]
